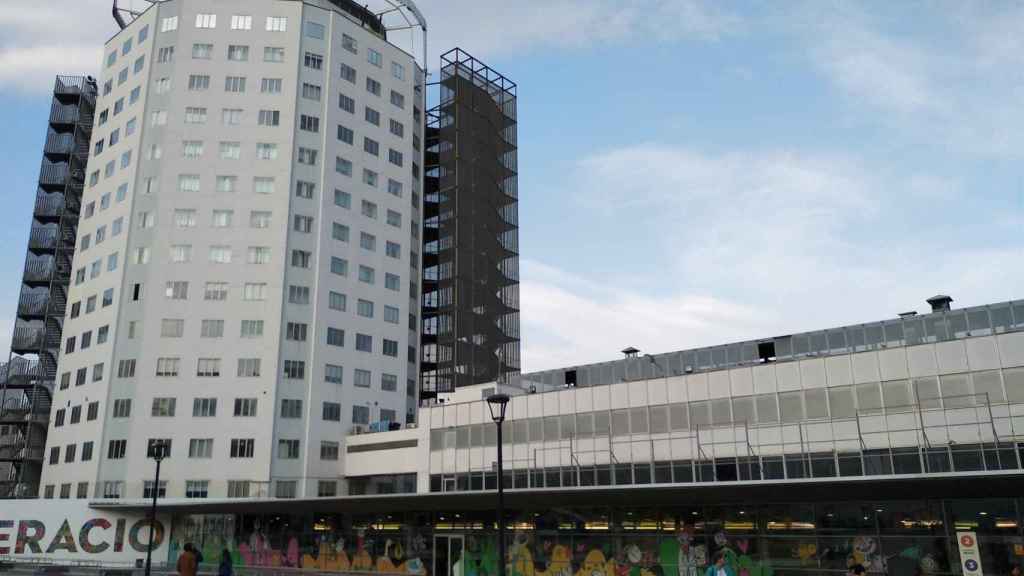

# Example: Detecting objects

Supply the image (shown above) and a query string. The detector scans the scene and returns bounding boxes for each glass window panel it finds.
[594,411,610,436]
[732,397,754,423]
[989,304,1012,332]
[560,414,575,439]
[882,380,912,411]
[779,391,803,423]
[913,377,942,409]
[828,386,856,418]
[543,417,559,441]
[972,370,1004,404]
[711,398,731,425]
[575,413,593,438]
[1004,368,1024,403]
[513,420,528,444]
[689,401,710,428]
[756,394,778,423]
[528,418,543,442]
[611,409,630,437]
[649,405,668,433]
[856,383,883,413]
[669,403,688,430]
[940,374,973,407]
[805,388,828,419]
[630,407,648,434]
[967,309,991,332]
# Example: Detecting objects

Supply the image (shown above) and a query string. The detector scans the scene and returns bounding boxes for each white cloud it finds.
[0,0,113,93]
[517,144,1024,372]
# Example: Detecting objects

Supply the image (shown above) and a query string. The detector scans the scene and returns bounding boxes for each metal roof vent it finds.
[898,311,918,318]
[621,347,640,359]
[926,295,953,313]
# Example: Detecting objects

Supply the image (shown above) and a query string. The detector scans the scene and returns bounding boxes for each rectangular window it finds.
[222,108,242,125]
[278,439,300,459]
[334,189,351,208]
[386,241,401,258]
[230,439,254,458]
[258,110,280,126]
[390,90,405,109]
[283,360,305,379]
[178,174,200,192]
[156,357,180,376]
[365,106,380,125]
[381,373,398,391]
[325,364,344,384]
[388,179,403,197]
[366,77,381,96]
[387,209,402,227]
[295,180,315,198]
[182,140,204,158]
[360,232,376,251]
[161,16,178,32]
[266,16,287,31]
[200,320,224,338]
[113,398,131,418]
[383,339,399,357]
[392,61,405,80]
[250,211,271,228]
[185,106,207,124]
[253,177,275,194]
[234,398,258,416]
[293,215,313,232]
[340,63,356,83]
[161,318,184,337]
[329,291,346,311]
[231,15,252,30]
[323,402,341,421]
[195,13,216,28]
[280,398,302,418]
[185,480,209,499]
[364,137,379,156]
[288,285,310,304]
[320,441,339,461]
[188,74,210,90]
[291,249,311,268]
[264,47,284,62]
[193,398,217,417]
[335,156,352,176]
[208,245,232,263]
[261,78,282,93]
[339,93,355,112]
[389,119,404,138]
[237,359,261,377]
[286,322,308,342]
[107,440,127,459]
[151,397,176,417]
[330,257,348,276]
[356,334,372,353]
[342,34,358,53]
[301,82,321,100]
[332,222,349,242]
[220,141,241,159]
[298,147,318,165]
[388,149,403,166]
[337,124,354,144]
[304,52,323,70]
[242,282,268,301]
[305,21,325,39]
[300,115,320,132]
[166,279,189,298]
[362,200,378,218]
[357,299,374,318]
[385,273,401,291]
[240,320,264,338]
[227,45,249,61]
[224,76,246,93]
[327,327,345,347]
[384,305,400,324]
[247,246,270,264]
[352,405,370,424]
[367,48,382,67]
[256,143,278,159]
[188,439,213,458]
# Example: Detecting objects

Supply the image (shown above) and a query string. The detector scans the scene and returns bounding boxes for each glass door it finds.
[433,534,465,576]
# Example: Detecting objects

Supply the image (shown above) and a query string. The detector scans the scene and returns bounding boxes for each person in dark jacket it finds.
[218,549,233,576]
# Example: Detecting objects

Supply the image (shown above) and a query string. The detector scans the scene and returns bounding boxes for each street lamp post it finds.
[486,393,510,576]
[145,440,167,576]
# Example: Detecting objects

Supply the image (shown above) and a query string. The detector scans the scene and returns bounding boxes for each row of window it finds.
[53,402,100,427]
[101,54,145,97]
[106,23,148,68]
[68,288,114,319]
[140,353,401,380]
[91,479,344,500]
[160,14,286,34]
[430,369,1024,450]
[64,323,112,354]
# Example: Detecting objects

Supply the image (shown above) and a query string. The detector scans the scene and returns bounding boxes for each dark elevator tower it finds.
[421,49,520,397]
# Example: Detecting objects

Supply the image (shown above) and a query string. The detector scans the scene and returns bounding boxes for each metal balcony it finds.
[11,327,45,351]
[0,400,48,425]
[17,293,51,318]
[43,132,75,157]
[38,163,69,187]
[22,256,56,284]
[0,440,44,461]
[33,191,66,220]
[49,103,80,125]
[27,226,57,251]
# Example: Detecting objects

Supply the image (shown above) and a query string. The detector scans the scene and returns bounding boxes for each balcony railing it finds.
[27,226,58,251]
[34,191,66,219]
[11,326,45,351]
[0,399,48,424]
[43,132,75,156]
[17,293,51,317]
[23,257,57,283]
[38,163,69,187]
[49,103,80,125]
[0,440,44,461]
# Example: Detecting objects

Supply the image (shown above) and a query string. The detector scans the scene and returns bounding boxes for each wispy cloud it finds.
[518,143,1024,371]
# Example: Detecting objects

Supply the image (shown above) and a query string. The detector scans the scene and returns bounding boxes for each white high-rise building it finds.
[39,0,426,501]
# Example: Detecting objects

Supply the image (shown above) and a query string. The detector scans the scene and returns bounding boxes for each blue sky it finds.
[1,0,1022,371]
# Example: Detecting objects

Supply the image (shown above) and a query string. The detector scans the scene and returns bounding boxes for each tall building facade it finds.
[421,49,520,397]
[38,0,426,501]
[0,75,97,499]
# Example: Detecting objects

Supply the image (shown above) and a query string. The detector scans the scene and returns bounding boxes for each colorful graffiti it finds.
[0,517,163,556]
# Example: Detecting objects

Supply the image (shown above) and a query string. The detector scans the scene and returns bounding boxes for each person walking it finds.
[704,552,735,576]
[177,543,198,576]
[218,549,234,576]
